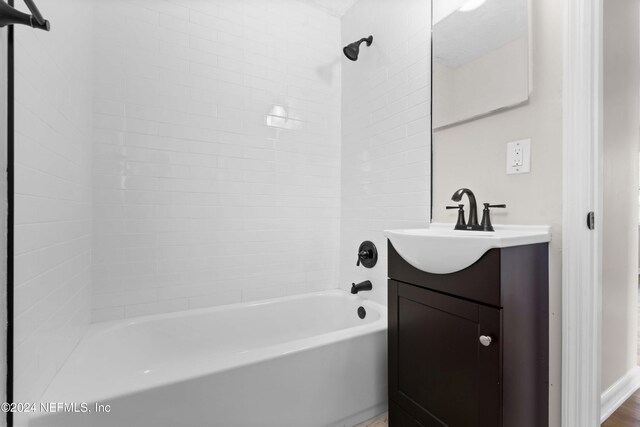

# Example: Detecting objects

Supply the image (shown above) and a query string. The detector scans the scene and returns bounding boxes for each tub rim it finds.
[93,289,386,335]
[39,290,388,404]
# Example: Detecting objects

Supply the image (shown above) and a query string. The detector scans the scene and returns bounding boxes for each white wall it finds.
[601,0,639,392]
[431,0,563,424]
[12,0,94,408]
[340,0,431,305]
[91,0,342,321]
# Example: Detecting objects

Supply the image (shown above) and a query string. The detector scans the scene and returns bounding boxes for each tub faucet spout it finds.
[351,281,372,294]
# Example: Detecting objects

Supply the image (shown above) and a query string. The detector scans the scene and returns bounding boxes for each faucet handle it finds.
[356,250,369,266]
[356,241,378,268]
[481,203,506,231]
[446,204,466,228]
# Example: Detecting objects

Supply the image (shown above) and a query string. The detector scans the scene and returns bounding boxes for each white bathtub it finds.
[26,290,387,427]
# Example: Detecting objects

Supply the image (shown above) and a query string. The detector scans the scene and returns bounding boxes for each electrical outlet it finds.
[513,147,523,166]
[507,139,531,174]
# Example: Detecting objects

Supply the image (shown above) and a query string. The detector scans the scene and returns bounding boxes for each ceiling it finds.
[302,0,360,17]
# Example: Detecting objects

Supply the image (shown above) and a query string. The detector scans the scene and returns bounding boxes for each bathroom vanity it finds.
[386,225,550,427]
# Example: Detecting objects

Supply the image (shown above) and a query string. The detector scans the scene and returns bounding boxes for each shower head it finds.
[343,35,373,61]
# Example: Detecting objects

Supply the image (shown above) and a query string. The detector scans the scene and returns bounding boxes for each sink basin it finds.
[384,223,551,274]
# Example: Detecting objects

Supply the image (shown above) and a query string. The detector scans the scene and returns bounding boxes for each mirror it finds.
[432,0,530,129]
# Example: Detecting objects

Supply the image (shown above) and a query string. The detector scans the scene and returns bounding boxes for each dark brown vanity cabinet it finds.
[387,242,549,427]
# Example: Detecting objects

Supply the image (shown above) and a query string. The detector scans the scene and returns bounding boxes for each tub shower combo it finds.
[3,0,410,425]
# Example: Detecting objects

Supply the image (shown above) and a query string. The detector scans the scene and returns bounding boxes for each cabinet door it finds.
[389,280,502,427]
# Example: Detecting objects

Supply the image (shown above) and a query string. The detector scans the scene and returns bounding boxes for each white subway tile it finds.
[91,306,125,323]
[14,0,94,403]
[124,298,189,318]
[340,1,431,306]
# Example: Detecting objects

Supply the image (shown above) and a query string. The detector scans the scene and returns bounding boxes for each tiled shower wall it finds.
[13,0,94,405]
[91,0,342,321]
[340,0,431,304]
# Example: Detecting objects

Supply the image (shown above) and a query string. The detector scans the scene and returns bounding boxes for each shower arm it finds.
[0,0,50,31]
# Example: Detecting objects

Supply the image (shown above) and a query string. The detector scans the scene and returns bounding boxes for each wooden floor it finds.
[602,391,640,426]
[601,285,640,426]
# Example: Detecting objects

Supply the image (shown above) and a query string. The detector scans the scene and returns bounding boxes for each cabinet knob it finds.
[479,335,493,347]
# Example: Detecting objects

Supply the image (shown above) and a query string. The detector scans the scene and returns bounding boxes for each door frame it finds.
[562,0,603,425]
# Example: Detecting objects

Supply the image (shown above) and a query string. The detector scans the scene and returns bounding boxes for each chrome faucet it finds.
[451,188,479,230]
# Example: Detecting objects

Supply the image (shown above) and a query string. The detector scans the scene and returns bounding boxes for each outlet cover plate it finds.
[507,139,531,174]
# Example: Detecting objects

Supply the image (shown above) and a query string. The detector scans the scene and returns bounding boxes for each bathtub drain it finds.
[357,306,366,319]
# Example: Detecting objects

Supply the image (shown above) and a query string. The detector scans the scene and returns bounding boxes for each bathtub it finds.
[26,290,387,427]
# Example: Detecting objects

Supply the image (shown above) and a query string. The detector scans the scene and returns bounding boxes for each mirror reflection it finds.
[432,0,529,129]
